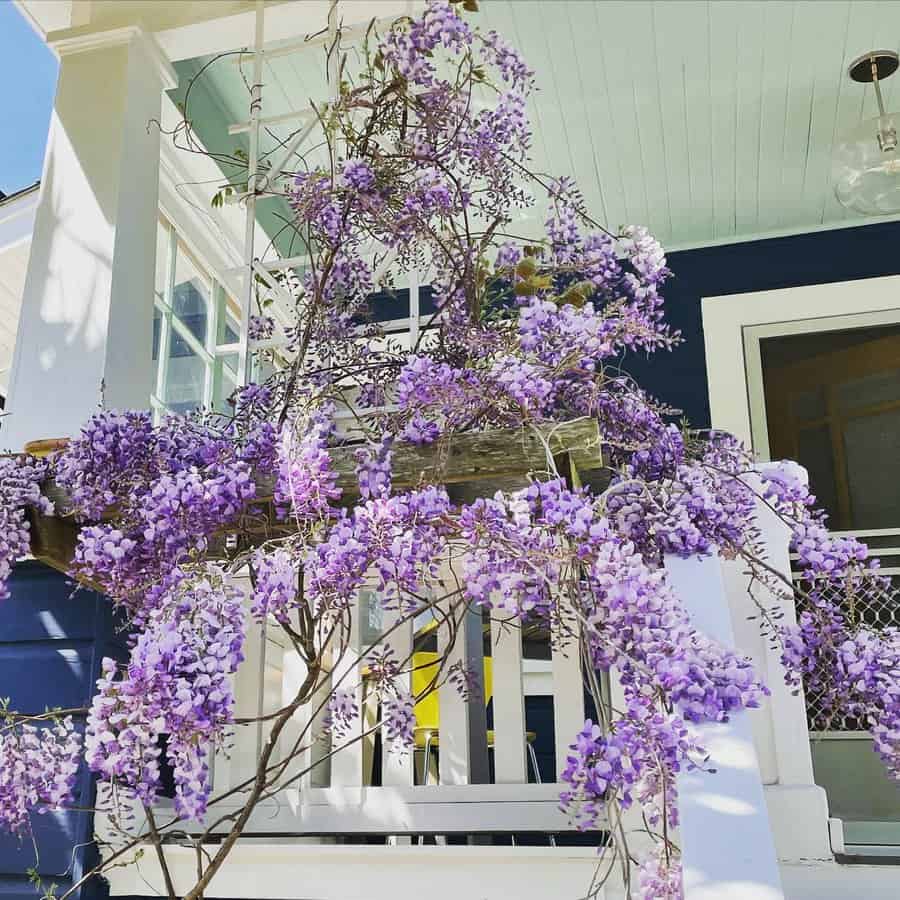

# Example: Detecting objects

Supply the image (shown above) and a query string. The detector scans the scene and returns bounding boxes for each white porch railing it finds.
[96,464,829,900]
[163,588,598,841]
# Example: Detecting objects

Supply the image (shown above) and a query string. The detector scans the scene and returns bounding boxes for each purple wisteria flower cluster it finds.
[764,467,900,779]
[560,701,701,834]
[0,713,81,834]
[85,567,244,820]
[0,3,897,897]
[638,846,684,900]
[54,409,268,615]
[0,454,52,601]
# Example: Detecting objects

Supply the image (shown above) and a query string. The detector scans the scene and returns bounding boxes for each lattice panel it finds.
[792,530,900,733]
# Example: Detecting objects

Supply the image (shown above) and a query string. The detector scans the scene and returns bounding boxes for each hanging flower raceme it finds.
[274,409,341,525]
[54,412,259,614]
[54,410,156,520]
[0,713,82,835]
[308,485,452,609]
[326,689,360,739]
[382,692,415,753]
[763,466,900,777]
[559,698,701,833]
[355,435,394,500]
[85,567,244,820]
[0,454,53,602]
[638,846,684,900]
[251,547,298,624]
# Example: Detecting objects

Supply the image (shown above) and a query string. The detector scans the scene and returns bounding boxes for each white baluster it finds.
[490,614,528,783]
[381,604,416,786]
[437,601,490,785]
[551,638,584,781]
[279,646,309,793]
[330,595,364,787]
[304,647,333,789]
[215,577,265,792]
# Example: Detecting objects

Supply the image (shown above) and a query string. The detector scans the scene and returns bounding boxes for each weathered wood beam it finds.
[28,419,605,580]
[261,416,604,496]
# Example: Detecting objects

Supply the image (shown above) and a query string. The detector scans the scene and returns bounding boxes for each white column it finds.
[5,26,175,449]
[665,553,784,900]
[719,462,833,861]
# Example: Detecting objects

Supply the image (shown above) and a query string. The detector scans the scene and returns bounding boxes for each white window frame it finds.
[152,215,242,417]
[743,307,900,461]
[700,274,900,450]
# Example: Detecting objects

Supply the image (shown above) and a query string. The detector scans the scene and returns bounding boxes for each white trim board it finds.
[105,843,605,900]
[701,275,900,450]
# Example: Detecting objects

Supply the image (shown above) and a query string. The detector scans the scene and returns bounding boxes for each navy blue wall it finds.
[0,562,124,899]
[625,219,900,429]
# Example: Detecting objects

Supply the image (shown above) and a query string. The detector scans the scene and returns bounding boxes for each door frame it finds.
[701,274,900,449]
[702,275,900,849]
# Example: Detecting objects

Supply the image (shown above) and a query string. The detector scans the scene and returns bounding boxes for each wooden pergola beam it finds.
[28,418,605,580]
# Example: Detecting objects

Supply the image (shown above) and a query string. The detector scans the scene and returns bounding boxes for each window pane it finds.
[155,220,170,300]
[792,388,826,422]
[152,307,161,362]
[844,410,900,529]
[761,323,900,531]
[796,426,839,525]
[835,370,900,414]
[165,329,205,414]
[216,288,241,346]
[173,244,210,345]
[213,352,238,414]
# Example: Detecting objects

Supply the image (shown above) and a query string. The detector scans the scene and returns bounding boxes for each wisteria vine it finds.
[0,3,897,898]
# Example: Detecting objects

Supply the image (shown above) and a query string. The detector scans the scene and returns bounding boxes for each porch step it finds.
[105,844,610,900]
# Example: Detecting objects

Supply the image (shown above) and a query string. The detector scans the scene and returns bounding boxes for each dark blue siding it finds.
[0,562,124,899]
[626,219,900,428]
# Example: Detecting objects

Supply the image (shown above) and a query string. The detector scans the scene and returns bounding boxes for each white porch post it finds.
[720,462,834,861]
[665,553,785,900]
[4,27,176,449]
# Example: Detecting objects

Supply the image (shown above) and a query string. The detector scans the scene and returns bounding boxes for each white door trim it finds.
[701,275,900,450]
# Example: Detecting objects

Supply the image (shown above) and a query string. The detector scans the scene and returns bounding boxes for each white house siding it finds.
[0,184,39,400]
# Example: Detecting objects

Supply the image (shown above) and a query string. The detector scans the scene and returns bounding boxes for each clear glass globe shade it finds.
[833,114,900,215]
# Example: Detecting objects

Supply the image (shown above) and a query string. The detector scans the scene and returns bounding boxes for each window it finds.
[756,320,900,531]
[152,216,243,417]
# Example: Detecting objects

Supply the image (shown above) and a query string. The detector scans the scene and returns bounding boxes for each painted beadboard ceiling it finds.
[177,0,900,250]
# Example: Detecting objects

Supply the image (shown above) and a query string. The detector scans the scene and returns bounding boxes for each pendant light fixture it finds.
[833,50,900,215]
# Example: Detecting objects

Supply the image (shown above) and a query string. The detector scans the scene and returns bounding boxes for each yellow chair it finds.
[411,648,540,785]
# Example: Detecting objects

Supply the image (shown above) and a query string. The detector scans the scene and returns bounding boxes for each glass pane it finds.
[796,426,840,525]
[155,219,170,300]
[173,244,210,345]
[835,370,900,414]
[760,324,900,369]
[216,289,241,346]
[761,323,900,531]
[844,410,900,529]
[791,387,826,422]
[359,590,384,648]
[165,329,205,414]
[152,307,162,362]
[213,352,238,414]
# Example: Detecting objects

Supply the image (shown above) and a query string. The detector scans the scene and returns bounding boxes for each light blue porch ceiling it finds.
[173,0,900,250]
